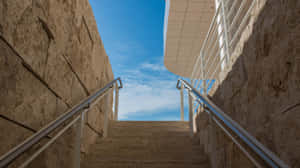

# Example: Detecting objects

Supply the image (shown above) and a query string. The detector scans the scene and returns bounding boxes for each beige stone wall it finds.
[0,0,114,167]
[196,0,300,167]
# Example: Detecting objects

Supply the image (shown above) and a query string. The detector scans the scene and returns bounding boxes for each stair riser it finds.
[111,124,189,128]
[82,162,210,168]
[110,128,190,133]
[93,145,203,151]
[96,138,197,144]
[93,141,203,151]
[108,132,191,138]
[89,148,205,156]
[85,155,207,162]
[110,121,189,125]
[81,121,210,168]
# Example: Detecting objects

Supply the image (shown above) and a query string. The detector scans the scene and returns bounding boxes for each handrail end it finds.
[176,79,182,90]
[116,77,123,89]
[117,77,123,89]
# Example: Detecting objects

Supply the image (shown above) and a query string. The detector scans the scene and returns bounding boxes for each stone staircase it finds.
[81,121,211,168]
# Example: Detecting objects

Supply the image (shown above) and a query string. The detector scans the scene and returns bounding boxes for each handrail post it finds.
[73,108,87,168]
[114,83,119,121]
[103,93,110,138]
[208,110,215,155]
[180,84,184,121]
[193,110,197,133]
[188,91,194,136]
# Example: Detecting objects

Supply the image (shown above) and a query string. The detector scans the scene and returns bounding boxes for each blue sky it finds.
[90,0,190,120]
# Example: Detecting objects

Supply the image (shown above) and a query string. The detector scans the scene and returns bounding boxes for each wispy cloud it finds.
[140,62,166,71]
[106,41,148,69]
[118,79,180,119]
[117,61,185,120]
[106,40,186,120]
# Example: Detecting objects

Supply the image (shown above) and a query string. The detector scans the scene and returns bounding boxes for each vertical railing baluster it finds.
[73,108,88,168]
[103,93,110,138]
[221,0,231,66]
[200,51,205,95]
[188,92,194,136]
[200,51,207,95]
[208,110,215,159]
[114,83,119,121]
[180,84,184,121]
[193,110,197,133]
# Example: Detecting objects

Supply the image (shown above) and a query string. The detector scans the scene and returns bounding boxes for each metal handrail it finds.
[177,79,290,168]
[0,77,122,168]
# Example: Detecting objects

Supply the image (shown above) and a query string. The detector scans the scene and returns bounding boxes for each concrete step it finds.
[94,138,202,151]
[96,135,197,143]
[109,127,190,133]
[85,151,207,162]
[108,131,191,138]
[87,144,206,159]
[81,160,210,168]
[89,147,205,157]
[109,127,190,136]
[109,126,190,132]
[110,121,189,127]
[109,122,190,135]
[108,131,192,138]
[81,121,210,168]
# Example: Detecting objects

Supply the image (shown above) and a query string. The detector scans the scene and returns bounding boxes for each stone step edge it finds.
[81,159,208,164]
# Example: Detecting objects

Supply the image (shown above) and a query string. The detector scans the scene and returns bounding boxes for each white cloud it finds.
[118,78,181,119]
[116,62,187,120]
[140,62,166,71]
[159,116,181,121]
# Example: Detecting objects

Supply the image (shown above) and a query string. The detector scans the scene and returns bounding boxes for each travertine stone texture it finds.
[0,0,114,167]
[196,0,300,167]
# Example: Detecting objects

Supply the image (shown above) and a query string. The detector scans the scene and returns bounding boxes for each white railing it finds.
[0,78,122,168]
[191,0,257,94]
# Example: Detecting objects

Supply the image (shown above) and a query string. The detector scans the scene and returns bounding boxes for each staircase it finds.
[81,121,211,168]
[0,78,289,168]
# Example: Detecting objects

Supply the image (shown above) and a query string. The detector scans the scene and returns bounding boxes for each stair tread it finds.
[82,159,208,164]
[81,162,210,168]
[84,155,207,161]
[87,151,206,159]
[81,121,210,168]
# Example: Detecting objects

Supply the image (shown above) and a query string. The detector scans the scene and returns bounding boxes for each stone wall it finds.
[196,0,300,167]
[0,0,114,167]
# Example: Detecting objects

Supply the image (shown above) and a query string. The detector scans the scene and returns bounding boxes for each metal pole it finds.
[103,93,110,138]
[200,51,207,95]
[180,84,184,121]
[73,109,87,168]
[208,110,214,154]
[221,0,231,66]
[114,83,119,121]
[188,91,194,136]
[193,112,197,133]
[191,79,195,86]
